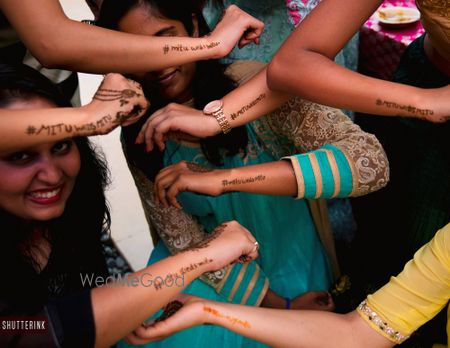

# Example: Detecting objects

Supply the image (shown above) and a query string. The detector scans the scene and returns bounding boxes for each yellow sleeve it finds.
[357,222,450,344]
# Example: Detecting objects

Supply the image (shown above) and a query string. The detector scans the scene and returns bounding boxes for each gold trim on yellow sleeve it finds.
[227,263,249,302]
[308,153,323,198]
[357,301,410,344]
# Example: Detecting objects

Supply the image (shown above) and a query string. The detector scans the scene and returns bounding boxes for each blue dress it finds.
[118,124,332,348]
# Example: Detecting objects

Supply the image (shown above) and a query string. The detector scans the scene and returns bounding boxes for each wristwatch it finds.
[203,99,231,134]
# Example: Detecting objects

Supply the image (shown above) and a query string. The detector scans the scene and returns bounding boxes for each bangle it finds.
[285,297,292,309]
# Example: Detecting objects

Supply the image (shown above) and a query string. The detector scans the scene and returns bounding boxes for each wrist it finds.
[205,114,222,136]
[199,36,222,60]
[203,35,222,60]
[76,105,95,136]
[219,169,234,193]
[202,302,223,325]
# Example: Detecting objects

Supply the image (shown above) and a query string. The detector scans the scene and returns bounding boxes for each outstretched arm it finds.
[0,74,148,152]
[91,221,259,348]
[153,99,389,208]
[136,62,292,151]
[0,1,263,73]
[120,295,392,347]
[267,0,450,123]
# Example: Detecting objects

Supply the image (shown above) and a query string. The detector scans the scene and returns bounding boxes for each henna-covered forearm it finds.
[375,99,434,118]
[230,93,266,120]
[222,175,266,188]
[182,223,227,252]
[25,115,112,136]
[203,306,251,329]
[163,41,220,55]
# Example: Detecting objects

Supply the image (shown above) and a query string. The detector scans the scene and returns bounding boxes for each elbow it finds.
[267,50,296,92]
[267,58,284,91]
[30,37,70,69]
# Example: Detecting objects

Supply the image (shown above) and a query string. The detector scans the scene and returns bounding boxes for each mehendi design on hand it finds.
[183,223,227,252]
[26,115,113,136]
[375,99,434,118]
[162,42,220,55]
[154,301,184,323]
[186,162,213,173]
[222,175,266,187]
[94,88,142,107]
[230,93,266,120]
[203,306,251,328]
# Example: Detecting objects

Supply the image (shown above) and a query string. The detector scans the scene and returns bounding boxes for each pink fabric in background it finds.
[359,0,425,80]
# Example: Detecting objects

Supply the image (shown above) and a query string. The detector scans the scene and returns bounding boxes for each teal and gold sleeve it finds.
[212,261,270,306]
[264,96,389,198]
[283,144,353,199]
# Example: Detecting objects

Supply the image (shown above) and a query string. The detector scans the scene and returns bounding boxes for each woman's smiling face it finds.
[0,97,80,221]
[119,5,197,102]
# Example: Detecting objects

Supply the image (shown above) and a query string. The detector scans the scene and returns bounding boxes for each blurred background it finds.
[60,0,152,271]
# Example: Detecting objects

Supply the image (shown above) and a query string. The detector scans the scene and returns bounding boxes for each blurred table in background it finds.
[359,0,425,80]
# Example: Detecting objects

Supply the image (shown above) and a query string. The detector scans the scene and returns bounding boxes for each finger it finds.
[155,176,172,208]
[166,185,182,209]
[137,108,166,146]
[154,121,173,151]
[128,326,163,345]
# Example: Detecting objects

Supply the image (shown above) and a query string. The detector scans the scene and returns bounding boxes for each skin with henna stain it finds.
[203,306,251,328]
[154,300,184,323]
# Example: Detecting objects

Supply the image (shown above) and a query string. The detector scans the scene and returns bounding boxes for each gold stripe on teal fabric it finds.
[215,265,233,294]
[227,263,249,302]
[341,150,358,196]
[255,278,270,306]
[308,153,323,199]
[240,266,261,304]
[324,150,340,198]
[281,156,305,199]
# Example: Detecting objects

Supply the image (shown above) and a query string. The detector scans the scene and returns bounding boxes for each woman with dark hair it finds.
[0,62,259,348]
[98,1,389,347]
[0,0,264,104]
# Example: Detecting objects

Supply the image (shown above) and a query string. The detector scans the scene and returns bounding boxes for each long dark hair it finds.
[0,62,110,306]
[98,0,248,180]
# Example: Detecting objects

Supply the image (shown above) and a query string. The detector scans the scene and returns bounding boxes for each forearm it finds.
[219,161,297,197]
[267,0,436,119]
[1,0,221,73]
[203,302,391,348]
[268,52,432,118]
[92,249,213,348]
[0,107,90,152]
[221,68,292,131]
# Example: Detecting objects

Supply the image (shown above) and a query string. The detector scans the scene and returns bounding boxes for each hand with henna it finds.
[81,73,149,136]
[123,295,206,345]
[187,220,259,271]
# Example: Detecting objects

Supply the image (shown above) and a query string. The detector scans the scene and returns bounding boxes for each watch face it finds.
[203,100,223,115]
